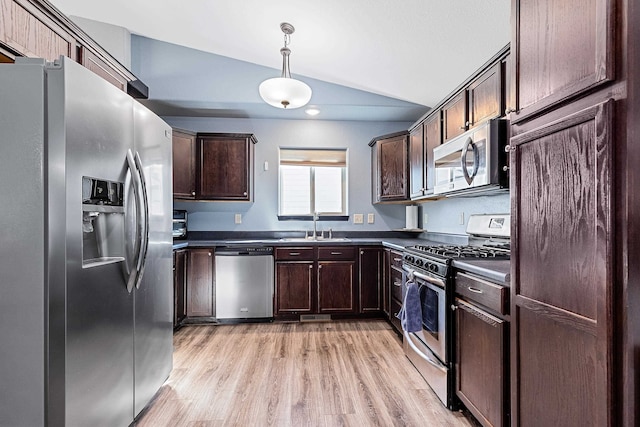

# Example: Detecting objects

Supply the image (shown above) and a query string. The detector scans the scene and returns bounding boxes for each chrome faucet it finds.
[312,211,319,239]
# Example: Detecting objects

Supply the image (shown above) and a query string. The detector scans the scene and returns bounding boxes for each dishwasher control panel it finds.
[216,246,274,256]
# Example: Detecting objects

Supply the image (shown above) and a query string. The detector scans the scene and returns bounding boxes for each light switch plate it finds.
[234,213,242,224]
[367,213,375,224]
[354,214,364,224]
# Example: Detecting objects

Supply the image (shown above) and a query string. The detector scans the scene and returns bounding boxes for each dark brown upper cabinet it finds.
[0,0,148,98]
[509,0,614,123]
[468,63,503,129]
[442,91,468,142]
[370,131,409,203]
[197,133,257,202]
[443,62,503,144]
[172,129,196,199]
[0,0,76,62]
[409,124,425,199]
[409,113,441,200]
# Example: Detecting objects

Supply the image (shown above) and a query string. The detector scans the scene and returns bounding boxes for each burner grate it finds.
[410,244,510,259]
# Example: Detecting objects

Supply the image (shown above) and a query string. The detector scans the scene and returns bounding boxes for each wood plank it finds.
[136,321,475,426]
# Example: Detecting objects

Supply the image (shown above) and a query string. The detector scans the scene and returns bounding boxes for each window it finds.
[278,148,347,218]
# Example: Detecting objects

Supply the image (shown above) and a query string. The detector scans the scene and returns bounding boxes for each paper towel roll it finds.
[406,206,418,229]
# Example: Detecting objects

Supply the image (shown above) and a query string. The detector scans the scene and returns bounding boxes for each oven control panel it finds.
[402,253,449,277]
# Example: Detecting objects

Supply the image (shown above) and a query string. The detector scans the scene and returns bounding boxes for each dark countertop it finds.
[173,237,422,251]
[173,234,511,284]
[452,259,511,285]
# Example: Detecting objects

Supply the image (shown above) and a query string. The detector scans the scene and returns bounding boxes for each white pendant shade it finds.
[259,77,312,109]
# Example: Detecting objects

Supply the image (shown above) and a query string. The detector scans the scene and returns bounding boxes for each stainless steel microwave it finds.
[433,119,509,196]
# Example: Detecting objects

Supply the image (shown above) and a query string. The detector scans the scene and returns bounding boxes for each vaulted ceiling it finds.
[49,0,510,121]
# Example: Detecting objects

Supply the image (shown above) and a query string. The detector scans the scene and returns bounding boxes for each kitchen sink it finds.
[278,237,351,242]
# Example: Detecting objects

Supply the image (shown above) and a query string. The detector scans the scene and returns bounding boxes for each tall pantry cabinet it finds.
[507,0,639,425]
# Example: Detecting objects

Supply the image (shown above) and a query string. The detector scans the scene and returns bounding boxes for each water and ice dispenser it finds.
[81,176,125,267]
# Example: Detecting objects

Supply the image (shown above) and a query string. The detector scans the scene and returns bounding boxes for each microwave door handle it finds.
[461,137,479,185]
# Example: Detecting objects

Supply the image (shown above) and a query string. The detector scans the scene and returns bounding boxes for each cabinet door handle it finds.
[191,191,196,196]
[393,258,402,262]
[318,265,322,269]
[393,281,402,287]
[289,252,300,256]
[468,286,483,294]
[309,265,312,269]
[208,252,212,257]
[332,251,343,255]
[360,250,364,255]
[243,191,248,196]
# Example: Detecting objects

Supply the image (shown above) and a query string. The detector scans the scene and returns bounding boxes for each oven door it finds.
[402,266,452,407]
[404,270,448,363]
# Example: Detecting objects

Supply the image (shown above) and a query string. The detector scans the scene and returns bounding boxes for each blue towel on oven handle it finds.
[396,280,422,333]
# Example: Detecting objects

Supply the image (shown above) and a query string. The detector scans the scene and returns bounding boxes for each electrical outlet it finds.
[423,213,428,225]
[367,213,375,224]
[234,213,242,224]
[354,214,364,224]
[458,212,465,225]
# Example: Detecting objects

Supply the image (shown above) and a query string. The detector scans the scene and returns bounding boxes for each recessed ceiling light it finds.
[305,107,320,116]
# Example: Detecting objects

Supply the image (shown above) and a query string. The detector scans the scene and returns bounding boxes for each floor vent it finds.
[299,314,332,322]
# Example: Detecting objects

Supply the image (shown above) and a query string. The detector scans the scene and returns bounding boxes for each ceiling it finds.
[48,0,511,122]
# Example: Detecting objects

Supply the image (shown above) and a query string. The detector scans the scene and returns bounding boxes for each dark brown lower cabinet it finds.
[186,248,214,318]
[455,298,508,427]
[317,246,356,314]
[275,247,315,317]
[318,261,356,313]
[358,247,383,313]
[275,261,314,315]
[173,249,187,327]
[275,246,358,317]
[510,101,613,426]
[385,249,404,335]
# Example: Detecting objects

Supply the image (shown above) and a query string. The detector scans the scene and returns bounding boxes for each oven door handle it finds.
[461,136,479,185]
[402,265,446,288]
[404,331,447,370]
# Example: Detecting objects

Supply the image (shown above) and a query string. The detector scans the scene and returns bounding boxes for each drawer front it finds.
[390,268,404,302]
[275,247,315,261]
[317,246,356,260]
[390,250,404,269]
[455,271,509,315]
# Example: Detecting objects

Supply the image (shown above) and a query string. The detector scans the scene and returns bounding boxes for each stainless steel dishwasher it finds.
[214,246,274,321]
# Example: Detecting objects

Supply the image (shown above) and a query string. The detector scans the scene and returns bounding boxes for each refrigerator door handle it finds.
[133,151,149,289]
[124,149,144,293]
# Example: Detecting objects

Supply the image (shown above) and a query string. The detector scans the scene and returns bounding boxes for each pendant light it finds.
[259,22,312,109]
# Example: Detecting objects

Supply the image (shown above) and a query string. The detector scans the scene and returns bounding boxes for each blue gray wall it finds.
[167,116,411,232]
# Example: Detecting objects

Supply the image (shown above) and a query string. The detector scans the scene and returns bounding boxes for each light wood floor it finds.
[136,320,475,427]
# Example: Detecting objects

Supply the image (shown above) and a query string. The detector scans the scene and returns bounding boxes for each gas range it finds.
[400,214,510,410]
[402,214,511,278]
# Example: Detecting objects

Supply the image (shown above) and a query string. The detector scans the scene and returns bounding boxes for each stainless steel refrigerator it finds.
[0,56,173,426]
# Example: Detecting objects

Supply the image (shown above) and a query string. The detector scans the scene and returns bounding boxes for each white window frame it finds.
[278,148,348,219]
